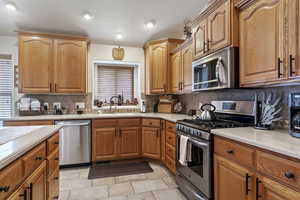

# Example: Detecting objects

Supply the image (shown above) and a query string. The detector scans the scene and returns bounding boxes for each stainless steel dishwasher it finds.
[55,120,91,167]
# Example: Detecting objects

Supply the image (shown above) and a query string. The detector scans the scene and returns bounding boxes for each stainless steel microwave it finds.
[192,47,238,92]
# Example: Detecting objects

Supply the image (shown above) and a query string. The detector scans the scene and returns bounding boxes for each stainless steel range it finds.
[175,101,255,200]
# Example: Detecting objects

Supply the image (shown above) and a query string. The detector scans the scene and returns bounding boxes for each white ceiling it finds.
[0,0,208,47]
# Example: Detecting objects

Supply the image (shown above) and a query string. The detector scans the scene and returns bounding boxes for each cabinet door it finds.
[7,186,27,200]
[257,175,300,200]
[170,51,182,93]
[19,36,53,93]
[214,155,254,200]
[193,19,208,59]
[207,0,231,52]
[54,40,87,93]
[92,127,118,161]
[288,0,300,78]
[182,45,193,93]
[118,127,141,158]
[239,0,285,86]
[150,43,168,94]
[142,127,161,159]
[26,162,47,200]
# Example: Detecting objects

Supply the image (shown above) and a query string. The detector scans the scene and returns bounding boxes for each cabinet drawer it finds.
[22,142,46,177]
[47,167,59,200]
[93,119,118,127]
[118,118,140,127]
[166,131,176,147]
[0,160,23,199]
[47,148,59,177]
[165,155,176,174]
[142,118,161,127]
[214,137,255,168]
[166,121,176,133]
[257,150,300,190]
[47,132,59,156]
[166,143,176,160]
[3,120,53,126]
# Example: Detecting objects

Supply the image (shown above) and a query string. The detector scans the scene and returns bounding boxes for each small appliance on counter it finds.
[17,97,43,116]
[289,93,300,138]
[157,95,176,113]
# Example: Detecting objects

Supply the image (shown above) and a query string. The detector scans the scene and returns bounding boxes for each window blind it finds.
[0,58,13,118]
[96,66,134,103]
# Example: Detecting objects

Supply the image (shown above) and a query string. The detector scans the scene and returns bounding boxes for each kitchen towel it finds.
[179,135,192,166]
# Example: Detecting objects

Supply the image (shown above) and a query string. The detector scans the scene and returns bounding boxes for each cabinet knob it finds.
[284,172,295,179]
[54,157,59,161]
[226,150,234,154]
[54,141,59,145]
[35,156,43,160]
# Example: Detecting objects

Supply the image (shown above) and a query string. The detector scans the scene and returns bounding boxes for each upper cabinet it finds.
[19,33,88,94]
[54,40,87,93]
[239,0,285,87]
[192,0,238,60]
[19,36,53,93]
[170,41,193,94]
[144,39,184,95]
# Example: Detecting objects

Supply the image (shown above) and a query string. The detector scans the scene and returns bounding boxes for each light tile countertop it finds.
[0,125,62,170]
[212,127,300,160]
[3,112,192,123]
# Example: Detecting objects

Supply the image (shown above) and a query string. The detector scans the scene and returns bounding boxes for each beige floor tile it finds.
[59,190,70,200]
[101,196,128,200]
[153,188,187,200]
[79,170,89,179]
[132,179,168,194]
[93,177,116,186]
[59,170,80,180]
[69,185,108,200]
[144,168,169,180]
[60,178,92,191]
[127,191,156,200]
[109,183,134,197]
[116,174,148,183]
[162,176,178,188]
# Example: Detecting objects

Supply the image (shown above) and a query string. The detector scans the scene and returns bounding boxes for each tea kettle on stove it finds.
[199,103,217,121]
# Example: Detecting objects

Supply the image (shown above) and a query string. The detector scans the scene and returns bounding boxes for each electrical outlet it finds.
[53,102,61,109]
[75,102,85,109]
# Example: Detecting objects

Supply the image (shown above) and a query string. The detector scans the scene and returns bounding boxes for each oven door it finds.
[176,133,211,199]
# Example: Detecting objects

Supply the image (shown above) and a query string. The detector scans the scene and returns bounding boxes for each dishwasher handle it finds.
[55,121,90,127]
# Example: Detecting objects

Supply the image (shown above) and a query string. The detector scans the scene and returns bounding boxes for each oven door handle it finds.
[190,139,209,148]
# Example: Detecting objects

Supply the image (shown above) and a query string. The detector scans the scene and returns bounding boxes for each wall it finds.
[178,85,300,120]
[0,36,18,65]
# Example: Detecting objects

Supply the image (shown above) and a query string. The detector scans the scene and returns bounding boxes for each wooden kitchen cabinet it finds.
[288,0,300,78]
[142,127,161,159]
[214,155,254,200]
[191,0,238,60]
[19,36,53,93]
[118,127,141,158]
[181,44,193,93]
[92,127,118,161]
[3,120,54,126]
[239,0,286,86]
[207,0,231,52]
[144,39,184,94]
[193,19,208,59]
[171,51,182,93]
[18,32,88,94]
[25,161,47,200]
[54,39,87,93]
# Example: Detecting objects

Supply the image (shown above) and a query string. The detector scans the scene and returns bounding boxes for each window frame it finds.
[92,60,141,110]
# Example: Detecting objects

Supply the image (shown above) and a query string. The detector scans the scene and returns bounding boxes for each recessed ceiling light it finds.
[82,12,93,20]
[5,2,17,11]
[116,34,124,40]
[145,20,156,29]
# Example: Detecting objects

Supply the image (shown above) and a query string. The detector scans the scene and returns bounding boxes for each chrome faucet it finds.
[109,95,123,112]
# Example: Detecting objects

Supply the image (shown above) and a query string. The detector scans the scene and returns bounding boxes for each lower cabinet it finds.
[93,127,118,161]
[26,161,47,200]
[142,127,161,159]
[119,127,141,158]
[214,136,300,200]
[214,155,254,200]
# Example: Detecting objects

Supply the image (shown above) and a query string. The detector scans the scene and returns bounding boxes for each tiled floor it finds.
[59,162,187,200]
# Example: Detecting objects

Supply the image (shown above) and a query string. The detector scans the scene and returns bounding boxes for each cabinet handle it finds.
[284,172,295,179]
[203,41,206,53]
[54,141,59,145]
[54,157,59,161]
[0,186,10,192]
[278,58,284,78]
[256,178,262,200]
[246,173,251,195]
[19,189,27,200]
[35,156,43,160]
[50,83,52,92]
[289,55,296,76]
[207,40,211,52]
[54,176,59,180]
[226,150,234,154]
[119,129,122,137]
[53,196,59,200]
[54,83,57,92]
